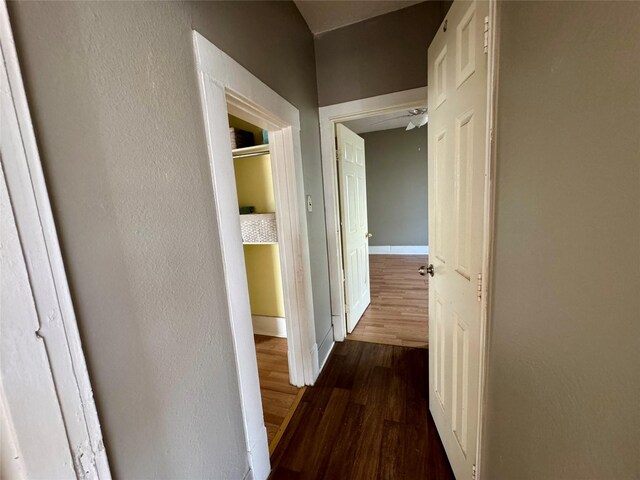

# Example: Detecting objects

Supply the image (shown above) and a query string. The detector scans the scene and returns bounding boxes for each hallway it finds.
[269,340,453,479]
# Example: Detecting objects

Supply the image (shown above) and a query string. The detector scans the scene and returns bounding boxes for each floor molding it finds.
[316,327,335,376]
[252,315,287,338]
[369,245,429,255]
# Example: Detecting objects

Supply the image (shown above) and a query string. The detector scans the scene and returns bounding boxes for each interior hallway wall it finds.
[7,1,329,477]
[314,1,451,106]
[359,127,428,246]
[484,2,640,478]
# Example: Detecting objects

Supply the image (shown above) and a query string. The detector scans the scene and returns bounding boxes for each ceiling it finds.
[294,1,425,35]
[342,107,427,134]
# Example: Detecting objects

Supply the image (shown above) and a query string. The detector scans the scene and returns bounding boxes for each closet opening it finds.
[194,32,318,475]
[228,114,305,454]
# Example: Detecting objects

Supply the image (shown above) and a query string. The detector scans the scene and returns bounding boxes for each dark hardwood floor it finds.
[269,340,454,480]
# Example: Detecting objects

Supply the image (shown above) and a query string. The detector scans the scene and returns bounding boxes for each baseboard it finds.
[252,315,287,338]
[369,245,429,255]
[311,343,319,384]
[316,327,335,380]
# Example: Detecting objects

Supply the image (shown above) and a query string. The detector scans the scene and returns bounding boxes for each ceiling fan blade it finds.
[415,113,428,128]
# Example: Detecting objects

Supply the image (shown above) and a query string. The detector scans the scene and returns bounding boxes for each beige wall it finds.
[484,2,640,478]
[359,127,428,246]
[314,1,450,106]
[7,1,326,477]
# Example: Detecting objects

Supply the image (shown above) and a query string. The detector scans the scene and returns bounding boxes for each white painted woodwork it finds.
[252,316,288,338]
[193,31,321,480]
[428,1,490,479]
[336,124,371,333]
[319,87,427,341]
[368,245,429,255]
[0,3,111,477]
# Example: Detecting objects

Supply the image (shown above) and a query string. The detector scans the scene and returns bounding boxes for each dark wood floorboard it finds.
[269,340,454,480]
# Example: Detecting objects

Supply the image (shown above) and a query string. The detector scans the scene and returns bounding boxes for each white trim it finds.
[319,87,428,341]
[192,31,318,480]
[252,316,287,338]
[476,1,500,478]
[0,2,111,478]
[369,245,429,255]
[316,328,335,374]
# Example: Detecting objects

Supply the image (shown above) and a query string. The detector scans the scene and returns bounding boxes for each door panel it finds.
[337,124,370,333]
[428,1,489,478]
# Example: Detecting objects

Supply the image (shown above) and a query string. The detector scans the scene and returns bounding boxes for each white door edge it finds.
[0,2,111,477]
[475,1,500,478]
[319,87,428,341]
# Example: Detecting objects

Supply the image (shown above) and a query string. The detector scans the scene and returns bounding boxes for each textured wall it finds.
[359,127,428,246]
[7,1,327,477]
[314,1,450,106]
[484,2,640,478]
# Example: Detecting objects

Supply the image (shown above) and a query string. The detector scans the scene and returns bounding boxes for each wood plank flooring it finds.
[254,335,302,451]
[349,255,429,348]
[269,340,454,479]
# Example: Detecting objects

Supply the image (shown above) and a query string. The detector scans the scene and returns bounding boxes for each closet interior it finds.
[229,114,303,453]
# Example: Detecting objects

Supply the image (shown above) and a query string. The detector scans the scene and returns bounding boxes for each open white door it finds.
[427,1,489,479]
[336,124,371,333]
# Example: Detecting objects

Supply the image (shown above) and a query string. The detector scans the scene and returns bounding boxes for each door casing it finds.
[319,87,429,342]
[193,31,320,480]
[0,2,111,477]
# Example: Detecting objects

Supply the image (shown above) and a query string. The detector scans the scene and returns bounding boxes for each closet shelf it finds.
[232,144,270,159]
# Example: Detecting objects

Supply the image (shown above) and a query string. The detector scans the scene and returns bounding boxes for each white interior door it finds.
[336,123,370,333]
[427,1,489,478]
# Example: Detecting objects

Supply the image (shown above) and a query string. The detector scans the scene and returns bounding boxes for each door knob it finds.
[366,232,373,238]
[419,264,434,277]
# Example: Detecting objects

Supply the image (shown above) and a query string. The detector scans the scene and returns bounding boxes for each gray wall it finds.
[360,127,428,246]
[314,1,450,106]
[7,1,331,477]
[484,2,640,479]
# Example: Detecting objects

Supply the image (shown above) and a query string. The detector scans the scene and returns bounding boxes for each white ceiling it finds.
[294,0,425,35]
[342,107,427,134]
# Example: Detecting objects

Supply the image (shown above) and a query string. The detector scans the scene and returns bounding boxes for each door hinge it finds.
[476,273,483,302]
[472,464,477,480]
[483,16,490,54]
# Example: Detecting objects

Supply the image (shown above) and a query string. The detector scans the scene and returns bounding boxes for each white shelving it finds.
[232,144,269,159]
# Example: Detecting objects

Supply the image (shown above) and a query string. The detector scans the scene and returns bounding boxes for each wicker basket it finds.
[240,213,278,243]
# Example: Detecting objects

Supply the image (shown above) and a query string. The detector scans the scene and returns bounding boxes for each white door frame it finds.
[192,32,318,479]
[319,87,428,341]
[0,2,111,478]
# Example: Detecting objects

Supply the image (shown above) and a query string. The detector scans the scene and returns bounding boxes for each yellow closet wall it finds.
[242,244,285,318]
[234,154,275,213]
[231,117,284,318]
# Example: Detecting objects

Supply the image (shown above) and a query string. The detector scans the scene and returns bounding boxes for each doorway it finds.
[333,116,430,348]
[228,113,306,453]
[319,87,430,345]
[193,31,319,478]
